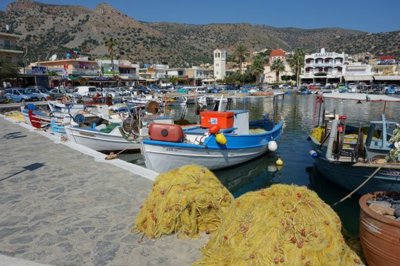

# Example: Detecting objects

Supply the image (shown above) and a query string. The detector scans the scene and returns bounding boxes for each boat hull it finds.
[309,128,400,194]
[313,157,400,194]
[141,120,283,173]
[65,126,140,152]
[141,142,268,173]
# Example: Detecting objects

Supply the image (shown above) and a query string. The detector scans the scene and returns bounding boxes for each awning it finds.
[119,75,144,80]
[344,75,373,81]
[373,75,400,81]
[324,92,400,102]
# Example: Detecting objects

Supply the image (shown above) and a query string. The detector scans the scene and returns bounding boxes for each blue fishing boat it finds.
[141,110,283,173]
[308,113,400,194]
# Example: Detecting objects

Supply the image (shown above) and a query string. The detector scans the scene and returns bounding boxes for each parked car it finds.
[0,90,10,104]
[132,85,151,95]
[25,86,50,101]
[76,86,98,97]
[48,88,67,99]
[4,88,39,102]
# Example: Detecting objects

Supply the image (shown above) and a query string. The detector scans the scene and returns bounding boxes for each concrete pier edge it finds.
[0,114,159,182]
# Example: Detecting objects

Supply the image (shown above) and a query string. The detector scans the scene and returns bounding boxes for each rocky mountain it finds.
[0,0,398,66]
[327,31,400,58]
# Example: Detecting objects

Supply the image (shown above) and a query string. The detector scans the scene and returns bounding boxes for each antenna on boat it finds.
[218,95,224,112]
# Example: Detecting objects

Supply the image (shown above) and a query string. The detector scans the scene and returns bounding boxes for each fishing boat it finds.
[64,114,141,152]
[141,109,283,173]
[64,103,173,152]
[308,110,400,194]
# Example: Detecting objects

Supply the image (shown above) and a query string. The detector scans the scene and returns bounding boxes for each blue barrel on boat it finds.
[309,150,318,158]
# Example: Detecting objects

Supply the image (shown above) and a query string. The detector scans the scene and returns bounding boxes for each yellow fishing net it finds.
[4,111,25,122]
[134,165,234,239]
[310,127,325,143]
[196,184,362,266]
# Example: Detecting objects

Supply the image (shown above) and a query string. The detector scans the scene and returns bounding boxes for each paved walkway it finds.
[0,117,206,266]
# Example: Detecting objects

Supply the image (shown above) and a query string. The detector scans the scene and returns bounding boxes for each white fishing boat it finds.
[64,115,141,152]
[141,109,283,173]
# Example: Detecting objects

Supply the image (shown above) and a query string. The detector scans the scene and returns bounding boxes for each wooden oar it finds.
[332,166,382,206]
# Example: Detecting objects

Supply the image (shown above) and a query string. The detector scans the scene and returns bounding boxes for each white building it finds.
[301,48,348,84]
[344,63,373,83]
[213,49,226,80]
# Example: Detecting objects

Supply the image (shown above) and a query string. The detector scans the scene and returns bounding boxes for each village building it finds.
[263,49,294,83]
[300,48,348,85]
[0,30,23,66]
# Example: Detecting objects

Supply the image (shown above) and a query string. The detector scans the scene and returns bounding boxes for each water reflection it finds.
[120,94,400,237]
[213,152,282,198]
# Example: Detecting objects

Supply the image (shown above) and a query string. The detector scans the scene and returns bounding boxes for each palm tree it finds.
[104,37,118,76]
[288,48,305,89]
[233,44,250,85]
[271,58,285,83]
[234,44,249,74]
[251,54,266,84]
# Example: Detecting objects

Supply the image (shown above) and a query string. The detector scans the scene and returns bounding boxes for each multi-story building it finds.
[343,63,373,83]
[186,66,214,85]
[213,49,226,80]
[263,49,293,83]
[301,48,348,84]
[139,64,169,82]
[98,59,139,85]
[372,64,400,83]
[0,31,23,66]
[34,57,100,86]
[35,57,100,78]
[269,49,286,65]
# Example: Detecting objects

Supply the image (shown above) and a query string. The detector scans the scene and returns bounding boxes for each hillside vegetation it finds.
[0,0,398,66]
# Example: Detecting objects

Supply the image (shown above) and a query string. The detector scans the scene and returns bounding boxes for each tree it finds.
[168,76,178,85]
[104,37,118,76]
[287,48,305,88]
[251,54,265,84]
[233,44,250,85]
[271,58,285,83]
[0,61,19,84]
[234,44,249,74]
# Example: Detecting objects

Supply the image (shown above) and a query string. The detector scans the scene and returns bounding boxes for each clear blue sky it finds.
[1,0,399,33]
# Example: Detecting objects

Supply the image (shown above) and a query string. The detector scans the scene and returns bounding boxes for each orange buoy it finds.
[209,125,220,135]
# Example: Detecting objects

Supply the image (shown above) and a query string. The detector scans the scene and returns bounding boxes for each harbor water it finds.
[121,93,400,237]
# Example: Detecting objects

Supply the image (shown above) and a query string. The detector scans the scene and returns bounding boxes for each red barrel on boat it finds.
[359,192,400,266]
[148,123,184,142]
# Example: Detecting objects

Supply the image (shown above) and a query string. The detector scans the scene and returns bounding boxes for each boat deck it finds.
[0,117,206,266]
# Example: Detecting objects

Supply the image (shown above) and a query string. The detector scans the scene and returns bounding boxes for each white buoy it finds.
[268,141,278,152]
[267,164,277,173]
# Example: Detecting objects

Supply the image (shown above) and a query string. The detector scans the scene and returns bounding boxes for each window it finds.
[4,40,10,49]
[216,63,219,67]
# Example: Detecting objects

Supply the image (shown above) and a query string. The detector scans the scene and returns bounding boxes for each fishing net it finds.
[4,111,25,122]
[387,125,400,162]
[195,184,362,266]
[134,165,234,239]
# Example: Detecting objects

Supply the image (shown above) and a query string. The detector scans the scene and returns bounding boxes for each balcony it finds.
[119,73,140,80]
[305,61,345,67]
[0,43,23,53]
[71,70,99,76]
